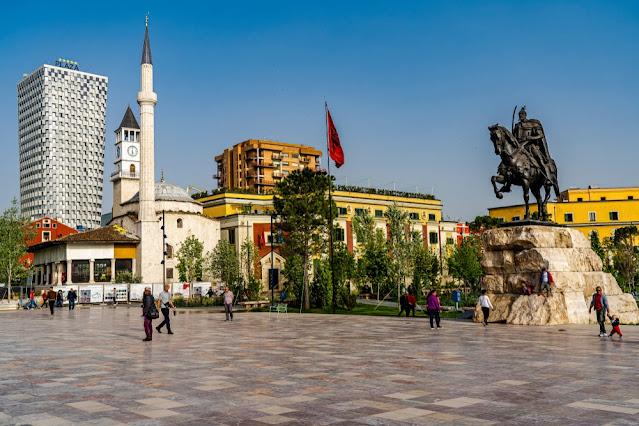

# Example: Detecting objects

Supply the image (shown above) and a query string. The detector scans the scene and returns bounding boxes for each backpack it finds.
[146,303,159,319]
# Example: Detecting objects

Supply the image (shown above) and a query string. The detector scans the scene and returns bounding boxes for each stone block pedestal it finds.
[473,225,639,325]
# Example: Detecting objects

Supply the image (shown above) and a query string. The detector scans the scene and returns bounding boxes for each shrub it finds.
[338,286,358,310]
[115,271,143,283]
[173,296,224,307]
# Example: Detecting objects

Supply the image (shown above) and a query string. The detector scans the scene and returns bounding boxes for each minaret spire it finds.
[141,15,152,65]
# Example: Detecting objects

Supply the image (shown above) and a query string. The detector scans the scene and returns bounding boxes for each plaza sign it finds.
[55,58,79,71]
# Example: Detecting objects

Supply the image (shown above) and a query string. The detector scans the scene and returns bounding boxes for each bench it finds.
[239,300,270,310]
[269,303,288,317]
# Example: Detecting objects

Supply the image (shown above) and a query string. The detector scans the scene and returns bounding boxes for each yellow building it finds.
[214,139,322,192]
[488,186,639,240]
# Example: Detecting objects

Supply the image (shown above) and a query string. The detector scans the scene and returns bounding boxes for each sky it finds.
[1,0,638,222]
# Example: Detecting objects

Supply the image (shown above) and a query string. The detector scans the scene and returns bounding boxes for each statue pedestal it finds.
[473,225,639,325]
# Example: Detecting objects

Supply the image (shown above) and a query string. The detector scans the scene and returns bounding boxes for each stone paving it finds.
[0,306,638,425]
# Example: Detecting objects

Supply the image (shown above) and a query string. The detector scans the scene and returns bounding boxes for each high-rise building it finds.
[214,140,322,192]
[17,62,108,230]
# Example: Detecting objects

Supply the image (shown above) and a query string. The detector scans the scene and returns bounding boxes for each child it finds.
[521,281,532,295]
[608,314,623,338]
[538,267,554,297]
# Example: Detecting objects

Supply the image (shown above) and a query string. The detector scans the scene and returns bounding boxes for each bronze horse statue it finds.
[489,124,560,220]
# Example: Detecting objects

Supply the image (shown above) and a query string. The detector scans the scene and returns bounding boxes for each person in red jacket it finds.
[406,294,416,317]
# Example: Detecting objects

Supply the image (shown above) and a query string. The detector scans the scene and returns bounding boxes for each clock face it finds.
[116,147,121,158]
[127,146,138,157]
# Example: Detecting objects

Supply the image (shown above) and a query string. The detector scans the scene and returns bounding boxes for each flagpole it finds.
[326,102,336,314]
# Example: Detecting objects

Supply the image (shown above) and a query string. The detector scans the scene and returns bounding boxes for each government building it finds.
[488,186,639,240]
[17,61,108,230]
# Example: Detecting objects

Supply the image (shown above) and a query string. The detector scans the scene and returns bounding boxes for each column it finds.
[46,264,51,285]
[89,259,95,284]
[67,260,73,284]
[111,258,116,282]
[131,259,136,275]
[54,262,61,285]
[57,263,63,285]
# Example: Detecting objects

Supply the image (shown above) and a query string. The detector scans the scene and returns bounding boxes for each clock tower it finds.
[111,106,141,218]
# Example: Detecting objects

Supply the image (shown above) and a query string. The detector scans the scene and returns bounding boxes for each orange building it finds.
[23,217,78,267]
[214,139,322,192]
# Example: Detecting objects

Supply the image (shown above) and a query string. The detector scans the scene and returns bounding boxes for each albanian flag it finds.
[327,108,344,168]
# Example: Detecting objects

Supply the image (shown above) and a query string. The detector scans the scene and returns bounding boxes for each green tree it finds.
[0,198,36,300]
[469,216,503,232]
[385,203,412,303]
[206,240,241,293]
[176,236,204,283]
[274,168,333,309]
[590,231,608,269]
[447,235,483,297]
[239,237,260,300]
[352,210,389,300]
[410,232,440,296]
[607,226,639,292]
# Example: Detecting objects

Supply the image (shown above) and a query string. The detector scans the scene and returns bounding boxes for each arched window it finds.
[177,218,183,228]
[130,164,136,174]
[166,244,173,259]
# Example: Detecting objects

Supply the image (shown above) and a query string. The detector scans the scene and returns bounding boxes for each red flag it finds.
[327,108,344,168]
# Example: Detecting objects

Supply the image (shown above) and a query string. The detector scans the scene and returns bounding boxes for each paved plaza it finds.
[1,307,638,425]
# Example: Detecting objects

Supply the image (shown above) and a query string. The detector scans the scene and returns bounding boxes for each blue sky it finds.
[1,1,638,221]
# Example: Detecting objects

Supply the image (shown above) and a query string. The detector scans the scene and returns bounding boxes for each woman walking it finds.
[426,290,442,329]
[141,287,156,342]
[478,289,494,326]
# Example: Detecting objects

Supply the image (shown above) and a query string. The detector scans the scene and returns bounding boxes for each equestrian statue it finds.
[489,106,560,221]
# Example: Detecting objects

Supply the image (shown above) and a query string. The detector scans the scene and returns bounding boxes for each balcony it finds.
[110,171,139,181]
[251,160,277,168]
[256,179,275,186]
[212,173,221,179]
[300,156,311,163]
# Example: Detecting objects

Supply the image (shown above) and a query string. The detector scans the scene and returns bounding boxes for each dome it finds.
[123,181,201,205]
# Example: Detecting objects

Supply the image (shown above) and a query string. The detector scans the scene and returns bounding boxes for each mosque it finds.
[107,20,220,283]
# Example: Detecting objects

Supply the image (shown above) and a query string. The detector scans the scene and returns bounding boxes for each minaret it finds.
[136,17,162,282]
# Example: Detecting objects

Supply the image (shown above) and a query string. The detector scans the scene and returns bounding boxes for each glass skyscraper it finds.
[17,64,108,230]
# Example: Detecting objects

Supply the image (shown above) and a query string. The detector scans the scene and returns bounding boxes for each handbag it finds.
[147,304,160,319]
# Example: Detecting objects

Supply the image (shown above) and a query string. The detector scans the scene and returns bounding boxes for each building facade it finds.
[214,140,322,192]
[17,63,108,230]
[488,186,639,240]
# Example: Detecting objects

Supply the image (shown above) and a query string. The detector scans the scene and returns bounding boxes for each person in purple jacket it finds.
[426,289,442,329]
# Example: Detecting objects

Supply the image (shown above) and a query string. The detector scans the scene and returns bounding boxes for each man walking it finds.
[112,287,118,306]
[67,288,77,310]
[156,284,176,334]
[46,287,57,316]
[224,286,234,321]
[589,286,610,337]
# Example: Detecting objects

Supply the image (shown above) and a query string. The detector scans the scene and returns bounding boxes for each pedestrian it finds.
[55,290,63,308]
[46,287,57,316]
[41,289,48,309]
[112,287,118,305]
[224,286,234,321]
[141,287,156,341]
[426,289,442,329]
[407,284,415,296]
[538,267,554,297]
[67,288,76,310]
[608,314,623,338]
[406,293,416,317]
[206,287,214,298]
[478,289,494,326]
[397,293,408,317]
[156,284,176,334]
[589,286,609,337]
[521,281,532,295]
[28,289,37,309]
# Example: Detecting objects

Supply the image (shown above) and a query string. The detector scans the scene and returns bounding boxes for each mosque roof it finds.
[141,22,152,65]
[116,106,140,131]
[123,181,202,206]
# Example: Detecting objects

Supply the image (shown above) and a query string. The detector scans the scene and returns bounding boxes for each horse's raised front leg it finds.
[491,175,505,199]
[522,180,531,219]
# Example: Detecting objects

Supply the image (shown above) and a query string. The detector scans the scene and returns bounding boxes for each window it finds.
[333,228,345,242]
[337,207,347,216]
[429,232,438,244]
[282,162,289,166]
[428,213,436,221]
[628,196,634,200]
[375,209,383,218]
[177,218,183,228]
[512,216,521,221]
[355,208,366,216]
[36,223,40,228]
[292,154,299,158]
[600,197,606,201]
[409,212,420,220]
[53,223,57,228]
[42,231,51,242]
[130,164,135,173]
[589,212,596,222]
[577,197,583,202]
[94,259,112,282]
[564,213,574,223]
[446,237,454,245]
[166,268,174,279]
[228,229,236,244]
[282,153,289,158]
[43,221,50,228]
[72,260,90,283]
[166,244,173,259]
[609,211,619,221]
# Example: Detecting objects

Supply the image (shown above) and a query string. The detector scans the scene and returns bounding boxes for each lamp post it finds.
[159,210,167,290]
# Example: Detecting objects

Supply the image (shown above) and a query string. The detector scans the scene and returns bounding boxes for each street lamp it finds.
[159,210,167,290]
